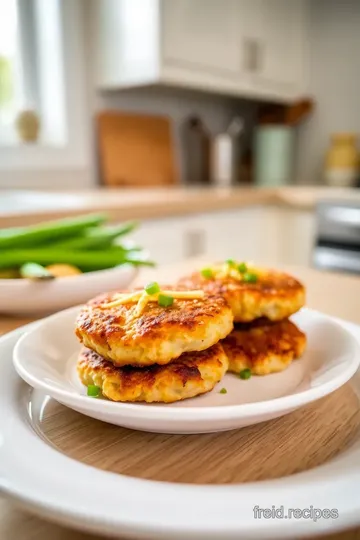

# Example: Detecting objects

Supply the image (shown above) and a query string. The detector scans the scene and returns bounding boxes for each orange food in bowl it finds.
[46,264,82,277]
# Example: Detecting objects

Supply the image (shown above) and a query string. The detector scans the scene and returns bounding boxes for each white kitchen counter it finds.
[0,186,359,227]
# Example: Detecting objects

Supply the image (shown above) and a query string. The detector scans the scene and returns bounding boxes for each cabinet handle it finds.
[243,38,263,73]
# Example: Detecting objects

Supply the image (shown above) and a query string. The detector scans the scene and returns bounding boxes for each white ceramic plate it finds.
[0,264,137,315]
[2,318,360,539]
[13,306,360,434]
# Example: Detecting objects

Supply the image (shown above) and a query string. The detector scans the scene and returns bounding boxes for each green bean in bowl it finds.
[0,214,154,314]
[0,214,154,279]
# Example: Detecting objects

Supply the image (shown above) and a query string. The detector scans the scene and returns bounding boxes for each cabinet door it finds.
[276,209,315,267]
[130,216,207,266]
[162,0,241,76]
[256,0,307,89]
[130,218,184,266]
[194,207,314,268]
[193,207,278,265]
[237,0,264,75]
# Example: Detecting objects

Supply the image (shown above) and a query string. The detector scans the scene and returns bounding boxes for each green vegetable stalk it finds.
[0,214,106,249]
[0,248,154,272]
[53,221,138,250]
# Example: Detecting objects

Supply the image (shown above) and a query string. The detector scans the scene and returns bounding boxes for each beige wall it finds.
[297,0,360,185]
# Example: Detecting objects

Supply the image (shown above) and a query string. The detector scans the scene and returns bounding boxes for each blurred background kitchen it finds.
[1,0,360,274]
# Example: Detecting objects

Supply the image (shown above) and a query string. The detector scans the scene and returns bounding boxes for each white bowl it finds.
[13,306,360,434]
[0,265,138,315]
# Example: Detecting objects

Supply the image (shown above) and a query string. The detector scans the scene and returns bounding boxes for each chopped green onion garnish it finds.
[145,281,160,295]
[226,259,235,266]
[237,262,247,273]
[239,369,252,380]
[243,272,258,283]
[158,294,174,307]
[201,268,213,279]
[219,387,227,394]
[87,385,101,397]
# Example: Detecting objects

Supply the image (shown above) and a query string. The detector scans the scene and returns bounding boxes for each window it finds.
[0,0,67,146]
[0,0,89,178]
[0,0,21,143]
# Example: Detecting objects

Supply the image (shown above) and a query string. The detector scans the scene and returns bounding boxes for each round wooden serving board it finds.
[36,383,360,485]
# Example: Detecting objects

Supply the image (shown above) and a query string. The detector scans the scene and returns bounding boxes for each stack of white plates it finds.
[1,307,360,539]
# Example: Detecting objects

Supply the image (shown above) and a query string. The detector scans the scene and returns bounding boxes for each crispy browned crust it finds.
[178,269,305,322]
[77,343,228,403]
[75,288,233,366]
[222,319,306,375]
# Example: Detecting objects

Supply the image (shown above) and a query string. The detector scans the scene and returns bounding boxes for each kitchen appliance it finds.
[313,200,360,274]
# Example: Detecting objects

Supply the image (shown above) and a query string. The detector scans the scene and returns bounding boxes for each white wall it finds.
[297,0,360,185]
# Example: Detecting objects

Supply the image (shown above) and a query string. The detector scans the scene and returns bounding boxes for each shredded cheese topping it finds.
[100,288,205,316]
[216,262,242,280]
[208,262,244,280]
[203,261,259,282]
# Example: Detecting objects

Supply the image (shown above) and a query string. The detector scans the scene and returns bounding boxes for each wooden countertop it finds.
[1,186,360,227]
[1,260,360,540]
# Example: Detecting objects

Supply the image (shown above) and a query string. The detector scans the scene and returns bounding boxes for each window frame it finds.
[17,0,40,112]
[0,0,90,172]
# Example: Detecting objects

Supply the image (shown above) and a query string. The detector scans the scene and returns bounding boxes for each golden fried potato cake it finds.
[75,288,233,367]
[222,319,306,376]
[78,344,228,403]
[179,264,305,323]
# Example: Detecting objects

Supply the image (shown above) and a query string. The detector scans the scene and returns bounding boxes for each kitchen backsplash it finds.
[94,86,257,185]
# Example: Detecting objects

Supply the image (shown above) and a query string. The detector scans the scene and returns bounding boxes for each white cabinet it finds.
[275,208,315,267]
[130,207,315,268]
[130,217,188,266]
[190,207,278,263]
[130,210,270,266]
[162,0,241,76]
[93,0,309,102]
[254,0,308,92]
[129,215,207,265]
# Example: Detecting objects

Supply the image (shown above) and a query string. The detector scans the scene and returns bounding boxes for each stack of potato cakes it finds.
[180,261,306,377]
[75,261,306,402]
[75,283,233,402]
